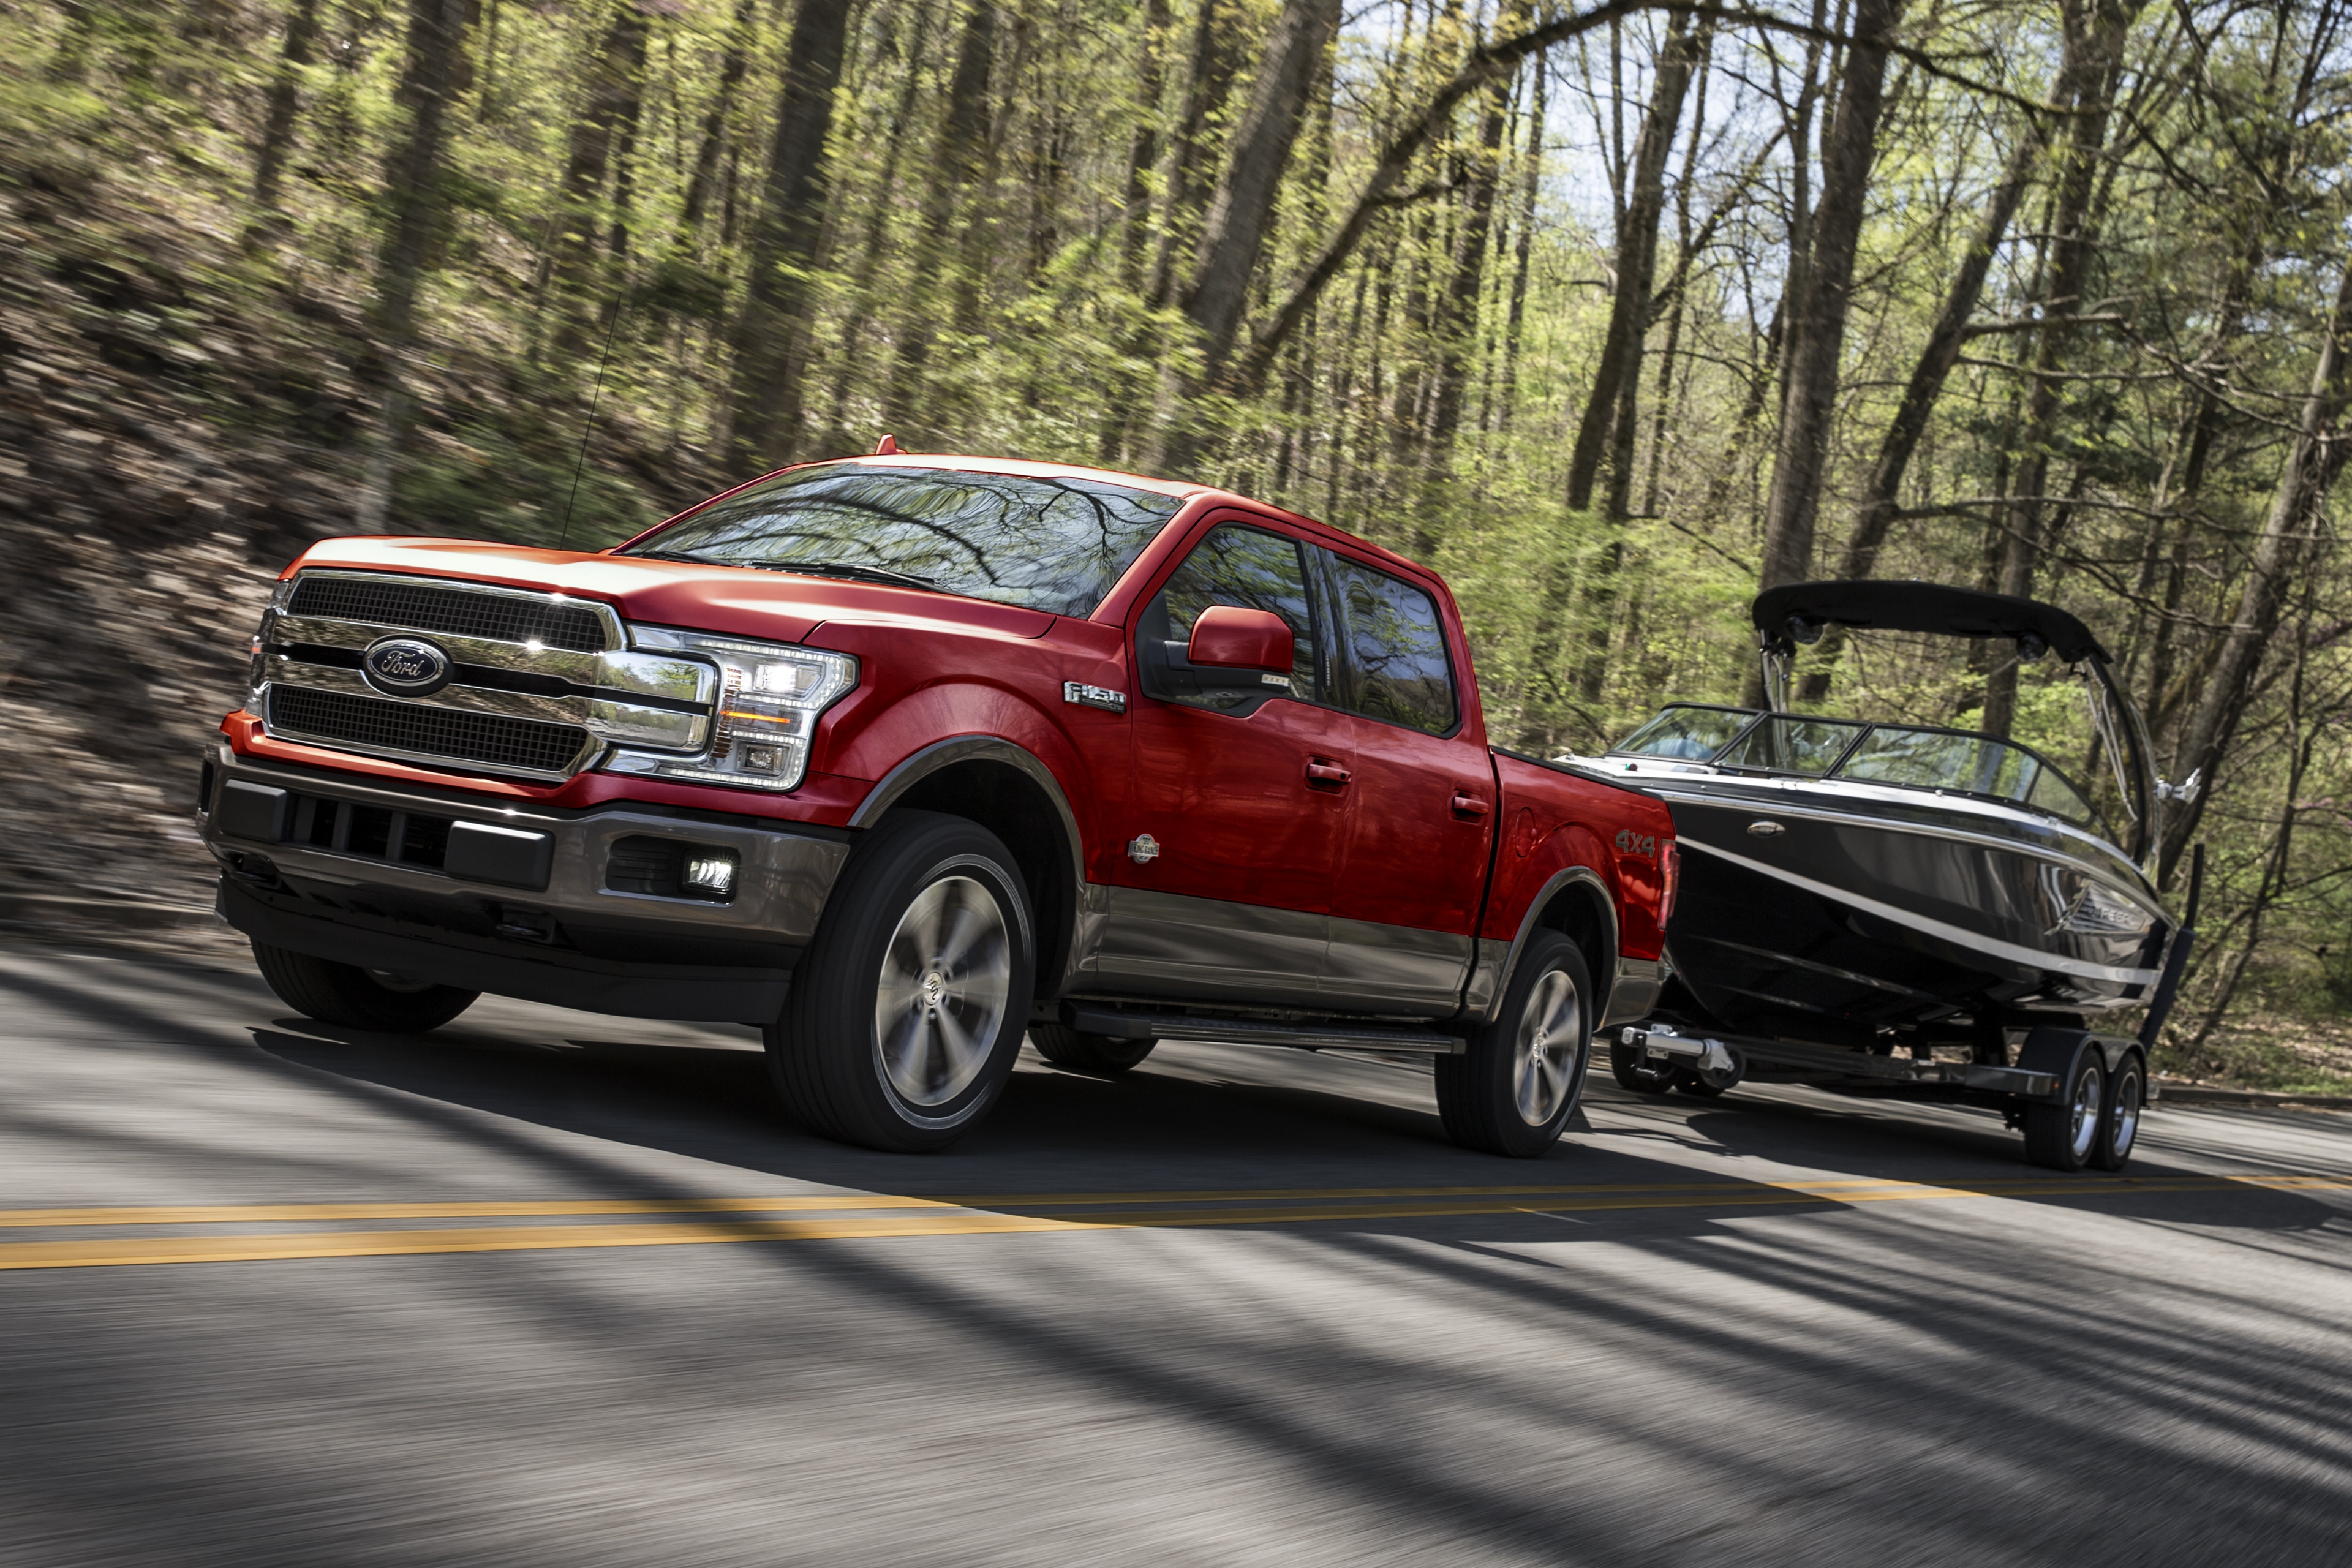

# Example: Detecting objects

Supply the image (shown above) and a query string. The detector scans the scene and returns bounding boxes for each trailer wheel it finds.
[767,811,1035,1153]
[1608,1044,1678,1095]
[1672,1069,1726,1098]
[1031,1023,1156,1076]
[251,942,478,1033]
[2091,1052,2145,1172]
[1437,930,1593,1157]
[2022,1050,2105,1172]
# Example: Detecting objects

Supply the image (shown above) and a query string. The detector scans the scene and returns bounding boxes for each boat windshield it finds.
[1607,704,2108,834]
[1610,705,1758,761]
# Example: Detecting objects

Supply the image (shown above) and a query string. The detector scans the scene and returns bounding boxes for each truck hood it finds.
[290,536,1059,644]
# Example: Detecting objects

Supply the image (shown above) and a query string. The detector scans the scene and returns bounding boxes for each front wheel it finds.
[767,811,1035,1153]
[2022,1050,2105,1172]
[251,942,478,1033]
[1436,930,1593,1157]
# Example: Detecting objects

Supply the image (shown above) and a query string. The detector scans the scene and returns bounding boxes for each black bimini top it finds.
[1753,579,2110,665]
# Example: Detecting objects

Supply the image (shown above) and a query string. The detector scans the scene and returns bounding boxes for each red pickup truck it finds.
[200,453,1676,1155]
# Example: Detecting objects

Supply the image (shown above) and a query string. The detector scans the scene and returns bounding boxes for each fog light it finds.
[683,852,737,896]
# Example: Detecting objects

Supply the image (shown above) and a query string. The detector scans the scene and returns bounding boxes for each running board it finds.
[1619,1023,2056,1098]
[1066,1006,1466,1055]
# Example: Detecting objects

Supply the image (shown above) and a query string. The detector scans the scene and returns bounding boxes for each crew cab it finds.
[198,452,1676,1155]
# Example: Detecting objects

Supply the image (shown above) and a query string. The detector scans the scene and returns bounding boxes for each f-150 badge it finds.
[1063,680,1126,713]
[1127,834,1161,864]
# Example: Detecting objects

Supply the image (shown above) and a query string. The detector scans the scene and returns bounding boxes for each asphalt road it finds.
[4,937,2350,1567]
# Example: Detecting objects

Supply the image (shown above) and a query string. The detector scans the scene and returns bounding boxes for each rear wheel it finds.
[1031,1023,1156,1076]
[251,941,478,1033]
[767,811,1035,1153]
[1437,931,1593,1158]
[2023,1050,2105,1172]
[2091,1052,2144,1172]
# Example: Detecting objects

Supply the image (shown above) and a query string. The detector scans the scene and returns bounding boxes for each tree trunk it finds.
[1118,0,1175,293]
[249,0,325,224]
[1981,0,2143,735]
[1426,0,1532,484]
[355,0,477,532]
[1148,0,1246,312]
[2160,258,2352,881]
[539,0,653,363]
[1564,9,1696,513]
[1640,23,1711,515]
[724,0,854,473]
[680,0,759,241]
[882,0,997,436]
[1150,0,1339,474]
[1754,0,1904,593]
[1836,127,2038,577]
[1494,48,1545,435]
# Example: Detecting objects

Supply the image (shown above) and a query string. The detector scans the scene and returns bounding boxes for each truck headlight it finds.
[603,628,857,792]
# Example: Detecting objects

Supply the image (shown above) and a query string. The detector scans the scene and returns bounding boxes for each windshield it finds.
[622,464,1184,616]
[1612,705,1758,760]
[1608,704,2108,835]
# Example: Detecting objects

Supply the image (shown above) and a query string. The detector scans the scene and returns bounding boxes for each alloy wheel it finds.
[1513,969,1583,1126]
[873,874,1013,1107]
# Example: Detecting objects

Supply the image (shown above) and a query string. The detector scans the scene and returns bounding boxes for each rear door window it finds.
[1327,558,1458,734]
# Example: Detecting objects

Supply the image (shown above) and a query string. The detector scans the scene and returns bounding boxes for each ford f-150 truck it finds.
[199,451,1676,1155]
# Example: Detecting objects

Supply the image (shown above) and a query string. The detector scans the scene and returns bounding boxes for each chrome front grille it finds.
[255,570,718,782]
[287,573,609,652]
[268,687,596,777]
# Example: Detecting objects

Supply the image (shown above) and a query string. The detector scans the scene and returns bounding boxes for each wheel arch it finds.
[1485,866,1618,1025]
[849,736,1085,1000]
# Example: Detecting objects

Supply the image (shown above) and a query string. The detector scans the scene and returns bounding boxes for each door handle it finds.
[1450,791,1490,818]
[1305,760,1351,788]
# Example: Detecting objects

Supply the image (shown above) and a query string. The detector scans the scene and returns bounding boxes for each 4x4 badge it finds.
[1063,680,1126,714]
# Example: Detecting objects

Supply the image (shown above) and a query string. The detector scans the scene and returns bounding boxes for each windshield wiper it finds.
[755,559,939,590]
[630,549,715,565]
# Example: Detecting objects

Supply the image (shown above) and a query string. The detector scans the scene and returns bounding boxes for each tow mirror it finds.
[1188,606,1294,678]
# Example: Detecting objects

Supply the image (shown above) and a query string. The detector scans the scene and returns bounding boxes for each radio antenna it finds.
[558,295,627,552]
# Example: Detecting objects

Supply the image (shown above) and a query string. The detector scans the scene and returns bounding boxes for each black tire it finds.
[1673,1069,1727,1098]
[2092,1051,2144,1172]
[1437,930,1594,1157]
[1608,1042,1679,1094]
[251,941,478,1033]
[767,810,1036,1153]
[2023,1049,2105,1172]
[1031,1022,1156,1076]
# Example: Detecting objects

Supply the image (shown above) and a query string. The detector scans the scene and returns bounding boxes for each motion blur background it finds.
[2,0,2350,1090]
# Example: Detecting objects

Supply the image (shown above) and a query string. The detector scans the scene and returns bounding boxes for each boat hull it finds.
[1652,780,2172,1042]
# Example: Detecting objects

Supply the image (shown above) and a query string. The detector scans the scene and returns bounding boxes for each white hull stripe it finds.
[1678,836,2162,987]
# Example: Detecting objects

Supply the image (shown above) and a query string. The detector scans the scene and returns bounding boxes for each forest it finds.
[1,0,2348,1089]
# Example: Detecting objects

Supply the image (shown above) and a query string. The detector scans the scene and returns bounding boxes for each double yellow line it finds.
[0,1174,2340,1272]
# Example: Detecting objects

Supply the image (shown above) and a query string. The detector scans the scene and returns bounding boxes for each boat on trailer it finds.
[1578,580,2200,1172]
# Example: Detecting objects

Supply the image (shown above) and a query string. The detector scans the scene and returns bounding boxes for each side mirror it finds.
[1188,606,1294,679]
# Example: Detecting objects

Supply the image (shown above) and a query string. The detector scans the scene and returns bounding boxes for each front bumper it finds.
[198,742,854,1022]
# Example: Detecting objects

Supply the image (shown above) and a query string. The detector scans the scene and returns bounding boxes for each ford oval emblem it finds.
[361,636,454,697]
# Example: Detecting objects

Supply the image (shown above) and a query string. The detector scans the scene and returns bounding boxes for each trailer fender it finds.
[2013,1028,2139,1103]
